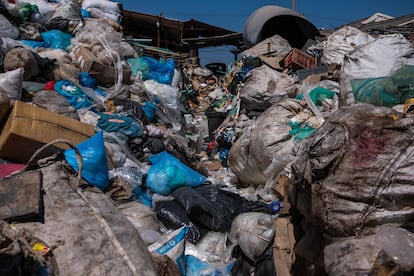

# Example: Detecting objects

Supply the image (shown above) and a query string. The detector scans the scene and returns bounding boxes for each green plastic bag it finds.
[351,65,414,107]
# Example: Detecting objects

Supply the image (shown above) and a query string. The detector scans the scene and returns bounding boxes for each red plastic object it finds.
[283,48,317,70]
[44,81,55,90]
[0,164,26,178]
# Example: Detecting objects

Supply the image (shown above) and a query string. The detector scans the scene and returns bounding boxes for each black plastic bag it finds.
[172,187,229,232]
[231,245,275,276]
[172,184,272,232]
[154,200,205,243]
[194,184,272,216]
[231,245,254,276]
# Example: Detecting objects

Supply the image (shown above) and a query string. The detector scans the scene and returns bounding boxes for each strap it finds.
[26,138,83,177]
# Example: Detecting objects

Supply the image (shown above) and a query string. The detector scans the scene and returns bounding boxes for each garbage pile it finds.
[0,1,413,275]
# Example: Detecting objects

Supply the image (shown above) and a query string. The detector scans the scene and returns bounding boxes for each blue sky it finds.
[119,0,414,65]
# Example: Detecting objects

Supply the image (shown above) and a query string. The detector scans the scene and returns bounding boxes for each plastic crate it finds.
[283,48,317,70]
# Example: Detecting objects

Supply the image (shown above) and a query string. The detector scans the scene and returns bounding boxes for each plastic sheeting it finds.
[324,225,414,275]
[241,34,291,58]
[243,5,320,49]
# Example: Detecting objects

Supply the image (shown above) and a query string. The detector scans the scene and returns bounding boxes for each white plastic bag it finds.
[0,68,23,103]
[144,80,184,132]
[229,212,275,261]
[0,14,19,39]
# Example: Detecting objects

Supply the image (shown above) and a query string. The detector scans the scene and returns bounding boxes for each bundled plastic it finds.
[289,103,414,237]
[314,26,374,66]
[146,151,206,195]
[112,98,150,125]
[240,64,296,111]
[341,33,414,106]
[69,20,125,91]
[109,166,146,189]
[324,225,414,275]
[82,0,122,13]
[229,98,307,187]
[229,212,275,261]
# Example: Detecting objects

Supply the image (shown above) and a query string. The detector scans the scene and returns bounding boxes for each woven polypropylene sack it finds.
[14,140,157,275]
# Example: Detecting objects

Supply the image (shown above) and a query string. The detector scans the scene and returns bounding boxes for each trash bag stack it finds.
[0,1,413,275]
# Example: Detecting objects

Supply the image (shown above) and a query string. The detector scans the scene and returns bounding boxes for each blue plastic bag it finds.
[54,80,93,109]
[40,30,72,50]
[21,40,48,49]
[127,57,175,84]
[64,132,109,191]
[146,151,206,195]
[79,72,98,89]
[142,101,157,122]
[80,8,91,18]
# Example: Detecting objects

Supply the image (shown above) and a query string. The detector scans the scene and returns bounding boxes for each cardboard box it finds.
[0,101,95,163]
[90,61,132,87]
[73,46,97,72]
